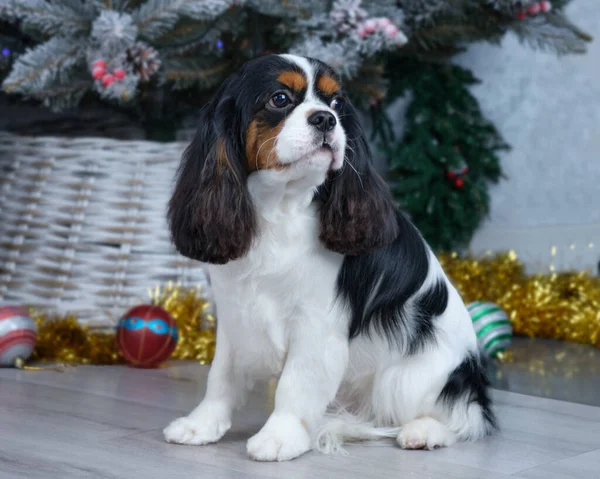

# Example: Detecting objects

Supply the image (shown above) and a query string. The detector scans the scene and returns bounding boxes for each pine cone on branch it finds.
[125,42,160,82]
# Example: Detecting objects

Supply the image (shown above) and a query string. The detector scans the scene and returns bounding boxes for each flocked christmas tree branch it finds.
[0,0,591,111]
[3,38,82,94]
[0,0,593,249]
[382,59,509,251]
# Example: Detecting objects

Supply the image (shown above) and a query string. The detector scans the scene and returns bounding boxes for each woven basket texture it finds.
[0,133,210,328]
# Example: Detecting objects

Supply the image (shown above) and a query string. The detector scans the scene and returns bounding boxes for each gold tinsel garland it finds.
[440,252,600,349]
[27,253,600,365]
[31,283,216,365]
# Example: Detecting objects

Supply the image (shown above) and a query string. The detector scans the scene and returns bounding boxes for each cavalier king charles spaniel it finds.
[163,54,497,461]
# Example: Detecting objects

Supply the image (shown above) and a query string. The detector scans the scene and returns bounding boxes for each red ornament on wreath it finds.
[116,305,178,368]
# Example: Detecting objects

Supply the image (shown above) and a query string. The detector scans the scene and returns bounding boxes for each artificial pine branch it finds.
[0,2,16,22]
[399,0,460,28]
[1,0,97,37]
[163,58,232,89]
[101,1,134,9]
[513,12,592,54]
[154,16,225,54]
[134,0,231,41]
[383,59,509,251]
[2,0,591,112]
[31,77,90,111]
[411,23,501,51]
[0,0,591,249]
[181,0,233,21]
[2,37,83,95]
[134,0,188,40]
[154,19,210,46]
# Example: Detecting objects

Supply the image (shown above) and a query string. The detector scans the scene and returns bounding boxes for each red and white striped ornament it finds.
[0,306,37,367]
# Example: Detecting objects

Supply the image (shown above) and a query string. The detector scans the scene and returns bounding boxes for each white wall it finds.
[453,0,600,273]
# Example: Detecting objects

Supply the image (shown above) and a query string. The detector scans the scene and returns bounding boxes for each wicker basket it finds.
[0,132,210,328]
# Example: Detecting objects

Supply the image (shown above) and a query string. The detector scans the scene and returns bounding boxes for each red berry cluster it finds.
[516,1,552,20]
[92,60,126,87]
[446,165,469,189]
[358,17,399,40]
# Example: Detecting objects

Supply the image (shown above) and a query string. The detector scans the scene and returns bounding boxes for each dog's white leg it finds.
[163,328,244,445]
[246,329,348,462]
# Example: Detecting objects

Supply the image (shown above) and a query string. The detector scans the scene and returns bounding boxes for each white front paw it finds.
[247,413,311,462]
[163,414,231,446]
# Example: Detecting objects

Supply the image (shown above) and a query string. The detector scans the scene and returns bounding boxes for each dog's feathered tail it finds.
[315,409,401,454]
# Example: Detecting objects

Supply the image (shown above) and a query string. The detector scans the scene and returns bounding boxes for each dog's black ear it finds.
[318,100,398,255]
[168,77,256,264]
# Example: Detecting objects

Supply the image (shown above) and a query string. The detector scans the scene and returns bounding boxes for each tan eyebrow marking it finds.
[277,70,307,92]
[317,74,340,96]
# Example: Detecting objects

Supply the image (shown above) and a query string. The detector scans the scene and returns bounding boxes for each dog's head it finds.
[169,54,398,264]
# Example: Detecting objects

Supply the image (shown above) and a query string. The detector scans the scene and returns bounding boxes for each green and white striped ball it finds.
[467,301,512,357]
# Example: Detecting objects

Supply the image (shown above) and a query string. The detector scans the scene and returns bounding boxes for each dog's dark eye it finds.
[269,92,292,109]
[330,96,344,111]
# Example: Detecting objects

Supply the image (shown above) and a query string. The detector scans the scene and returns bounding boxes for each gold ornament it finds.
[30,284,215,365]
[440,252,600,349]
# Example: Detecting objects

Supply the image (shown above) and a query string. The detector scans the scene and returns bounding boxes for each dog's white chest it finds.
[207,205,343,377]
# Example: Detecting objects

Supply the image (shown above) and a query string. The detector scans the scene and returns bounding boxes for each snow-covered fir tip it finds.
[181,0,235,20]
[91,11,138,52]
[291,0,407,77]
[486,0,537,10]
[330,0,368,34]
[246,0,327,18]
[399,0,451,27]
[96,72,140,104]
[2,37,83,94]
[366,0,406,27]
[0,0,18,22]
[290,37,362,78]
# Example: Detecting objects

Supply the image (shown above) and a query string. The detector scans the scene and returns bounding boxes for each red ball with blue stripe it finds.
[116,304,178,368]
[0,306,37,367]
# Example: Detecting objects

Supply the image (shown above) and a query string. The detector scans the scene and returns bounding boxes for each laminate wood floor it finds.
[1,362,599,479]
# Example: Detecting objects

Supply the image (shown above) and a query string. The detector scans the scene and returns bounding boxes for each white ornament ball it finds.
[540,1,552,13]
[0,306,37,367]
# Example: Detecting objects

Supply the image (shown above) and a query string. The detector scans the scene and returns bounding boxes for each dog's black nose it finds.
[307,110,336,133]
